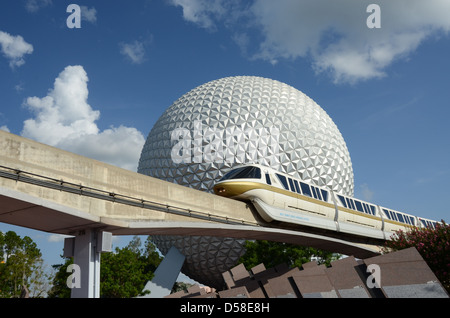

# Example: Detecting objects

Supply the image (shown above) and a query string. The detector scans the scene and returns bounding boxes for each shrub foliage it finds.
[382,220,450,292]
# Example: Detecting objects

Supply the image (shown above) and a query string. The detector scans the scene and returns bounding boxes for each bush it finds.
[382,220,450,292]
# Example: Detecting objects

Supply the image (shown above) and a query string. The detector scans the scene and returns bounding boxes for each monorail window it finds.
[288,178,295,192]
[346,198,351,209]
[337,195,347,208]
[294,180,301,194]
[420,219,436,229]
[390,210,395,220]
[354,200,364,213]
[391,211,397,221]
[316,188,323,200]
[265,173,271,185]
[321,190,328,202]
[311,187,318,199]
[346,198,356,210]
[312,186,322,200]
[276,174,289,190]
[312,187,318,199]
[220,166,261,181]
[365,203,370,214]
[384,209,411,224]
[405,216,414,225]
[300,182,312,197]
[363,203,369,214]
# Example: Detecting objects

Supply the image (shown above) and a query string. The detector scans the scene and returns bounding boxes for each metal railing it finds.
[0,164,259,227]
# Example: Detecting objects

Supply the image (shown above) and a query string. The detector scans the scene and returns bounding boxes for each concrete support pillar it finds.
[65,229,112,298]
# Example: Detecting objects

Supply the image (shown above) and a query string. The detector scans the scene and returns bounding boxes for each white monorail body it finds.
[213,164,439,241]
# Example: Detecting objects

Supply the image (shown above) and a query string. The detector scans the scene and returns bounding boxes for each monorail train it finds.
[213,164,439,240]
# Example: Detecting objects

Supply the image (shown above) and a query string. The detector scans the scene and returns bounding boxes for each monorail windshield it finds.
[219,166,261,181]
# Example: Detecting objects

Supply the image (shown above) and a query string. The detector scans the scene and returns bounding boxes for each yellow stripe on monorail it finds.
[213,180,415,228]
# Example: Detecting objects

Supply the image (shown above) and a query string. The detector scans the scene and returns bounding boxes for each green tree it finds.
[101,236,162,297]
[47,258,73,298]
[238,240,340,270]
[48,236,162,298]
[382,220,450,292]
[27,258,53,298]
[172,281,194,294]
[0,231,44,297]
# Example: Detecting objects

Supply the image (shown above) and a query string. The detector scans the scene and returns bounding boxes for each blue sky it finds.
[1,0,450,272]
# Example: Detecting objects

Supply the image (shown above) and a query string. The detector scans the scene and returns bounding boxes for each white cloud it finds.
[250,0,450,84]
[21,65,145,171]
[0,30,34,68]
[48,234,72,243]
[119,40,146,64]
[15,82,25,92]
[169,0,227,30]
[360,183,374,201]
[25,0,52,13]
[80,6,97,24]
[232,32,250,56]
[63,125,146,171]
[169,0,450,84]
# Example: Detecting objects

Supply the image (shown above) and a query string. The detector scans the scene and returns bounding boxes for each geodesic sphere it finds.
[137,76,354,288]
